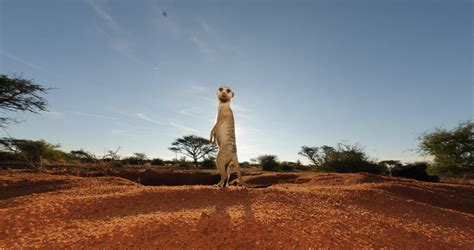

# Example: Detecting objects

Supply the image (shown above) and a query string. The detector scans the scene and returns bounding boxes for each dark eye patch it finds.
[219,88,223,92]
[226,89,231,93]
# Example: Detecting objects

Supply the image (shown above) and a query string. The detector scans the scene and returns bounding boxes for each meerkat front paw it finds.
[215,179,226,187]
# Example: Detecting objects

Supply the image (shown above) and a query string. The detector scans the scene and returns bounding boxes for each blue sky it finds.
[0,0,472,163]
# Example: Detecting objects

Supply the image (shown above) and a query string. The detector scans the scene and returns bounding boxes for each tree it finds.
[151,158,164,166]
[418,121,473,177]
[256,154,279,171]
[298,143,387,174]
[379,160,403,169]
[0,138,65,169]
[133,152,148,165]
[69,149,97,163]
[298,146,320,168]
[391,162,439,182]
[0,74,49,127]
[168,135,217,168]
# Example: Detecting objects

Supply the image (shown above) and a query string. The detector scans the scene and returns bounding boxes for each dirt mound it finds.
[0,170,473,248]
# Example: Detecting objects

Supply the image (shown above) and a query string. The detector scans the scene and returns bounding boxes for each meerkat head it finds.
[216,86,234,103]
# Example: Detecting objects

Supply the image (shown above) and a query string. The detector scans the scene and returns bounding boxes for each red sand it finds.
[1,171,473,248]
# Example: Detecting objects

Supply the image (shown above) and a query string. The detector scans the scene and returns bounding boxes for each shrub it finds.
[257,155,279,171]
[240,161,251,168]
[121,156,140,165]
[177,157,192,168]
[279,162,294,172]
[0,138,67,164]
[418,122,473,177]
[391,162,439,182]
[151,158,164,166]
[201,157,216,169]
[300,143,388,174]
[0,151,23,161]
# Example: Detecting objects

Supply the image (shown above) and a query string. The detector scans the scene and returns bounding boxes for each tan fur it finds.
[210,86,243,187]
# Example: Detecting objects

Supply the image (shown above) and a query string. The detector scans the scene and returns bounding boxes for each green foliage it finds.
[151,158,164,166]
[279,161,296,171]
[201,157,216,169]
[239,161,251,168]
[0,138,66,164]
[121,153,149,165]
[418,122,473,177]
[280,160,307,172]
[298,146,320,168]
[391,162,439,182]
[0,74,49,127]
[0,150,23,161]
[69,149,96,163]
[176,157,192,168]
[133,152,148,165]
[169,135,217,167]
[299,143,387,174]
[257,155,280,171]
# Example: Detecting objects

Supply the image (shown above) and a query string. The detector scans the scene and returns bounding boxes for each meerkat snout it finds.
[216,86,234,103]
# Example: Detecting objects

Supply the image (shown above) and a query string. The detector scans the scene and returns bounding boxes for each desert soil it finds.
[0,170,473,249]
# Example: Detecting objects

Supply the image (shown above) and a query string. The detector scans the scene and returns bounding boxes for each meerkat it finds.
[210,86,244,187]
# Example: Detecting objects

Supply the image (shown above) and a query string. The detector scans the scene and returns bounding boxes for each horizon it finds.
[0,0,472,163]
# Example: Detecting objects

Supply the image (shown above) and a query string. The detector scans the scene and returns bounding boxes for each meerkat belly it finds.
[216,121,237,153]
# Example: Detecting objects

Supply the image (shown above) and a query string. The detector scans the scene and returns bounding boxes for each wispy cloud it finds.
[110,129,137,138]
[190,19,243,61]
[72,111,114,119]
[0,50,43,70]
[178,107,205,118]
[86,0,151,68]
[86,0,119,31]
[190,36,217,61]
[136,113,167,125]
[169,121,199,133]
[41,111,65,119]
[190,84,209,93]
[43,111,64,116]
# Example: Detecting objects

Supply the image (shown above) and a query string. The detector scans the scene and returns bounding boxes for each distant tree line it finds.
[0,74,472,180]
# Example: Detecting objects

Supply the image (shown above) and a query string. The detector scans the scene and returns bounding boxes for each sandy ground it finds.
[0,170,473,249]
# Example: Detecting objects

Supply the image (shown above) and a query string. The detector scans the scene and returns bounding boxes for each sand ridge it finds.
[1,171,473,248]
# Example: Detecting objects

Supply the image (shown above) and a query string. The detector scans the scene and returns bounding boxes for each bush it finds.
[257,155,279,171]
[201,157,216,169]
[176,157,192,168]
[280,161,296,172]
[240,161,251,168]
[418,122,473,177]
[121,157,140,165]
[0,151,23,161]
[310,143,388,174]
[391,162,439,182]
[151,158,164,166]
[0,138,67,164]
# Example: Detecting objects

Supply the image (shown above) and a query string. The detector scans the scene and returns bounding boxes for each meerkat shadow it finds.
[196,188,257,238]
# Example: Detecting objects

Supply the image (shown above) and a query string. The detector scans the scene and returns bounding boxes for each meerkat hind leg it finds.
[224,161,233,187]
[215,153,227,187]
[235,162,244,186]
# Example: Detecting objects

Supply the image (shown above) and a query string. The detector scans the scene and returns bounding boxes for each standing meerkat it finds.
[210,85,244,187]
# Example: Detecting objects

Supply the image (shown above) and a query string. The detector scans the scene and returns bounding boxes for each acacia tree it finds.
[418,121,473,176]
[133,152,148,165]
[0,74,49,127]
[298,146,321,168]
[168,135,217,167]
[0,138,64,169]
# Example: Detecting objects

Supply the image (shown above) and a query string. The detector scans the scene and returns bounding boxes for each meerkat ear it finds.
[232,91,235,98]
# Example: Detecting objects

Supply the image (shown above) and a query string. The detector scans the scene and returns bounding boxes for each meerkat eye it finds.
[219,88,223,92]
[226,89,231,93]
